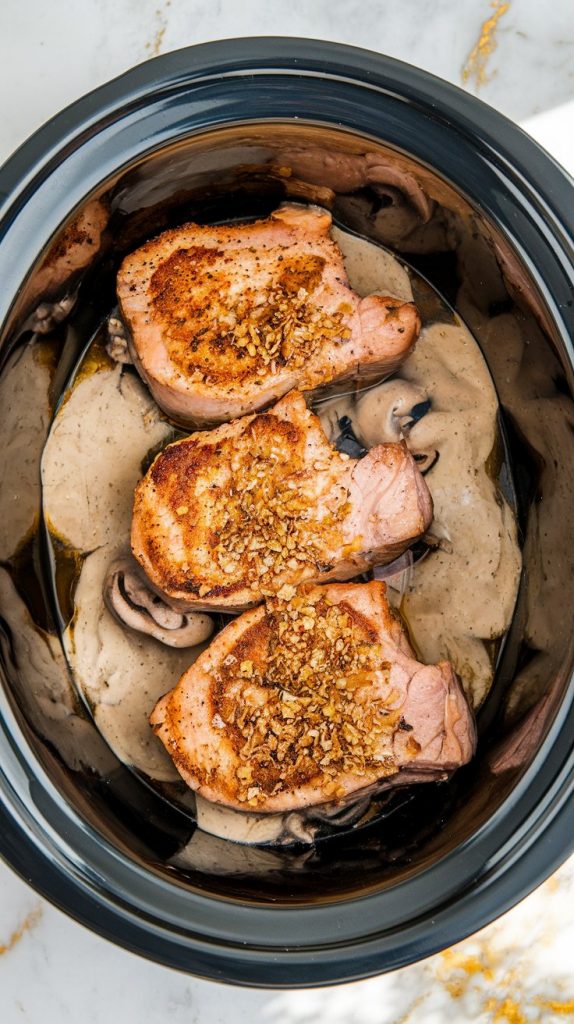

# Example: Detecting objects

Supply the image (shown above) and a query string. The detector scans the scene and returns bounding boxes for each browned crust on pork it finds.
[150,581,476,812]
[117,204,420,425]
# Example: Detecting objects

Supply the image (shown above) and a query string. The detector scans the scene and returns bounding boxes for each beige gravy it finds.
[322,230,522,708]
[37,224,522,841]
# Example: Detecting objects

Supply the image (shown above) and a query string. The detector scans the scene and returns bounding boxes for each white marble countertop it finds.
[1,1,574,1021]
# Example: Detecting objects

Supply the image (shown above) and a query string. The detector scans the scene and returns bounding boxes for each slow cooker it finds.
[1,38,574,987]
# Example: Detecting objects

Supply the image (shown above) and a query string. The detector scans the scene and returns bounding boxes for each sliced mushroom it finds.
[306,792,372,827]
[413,448,440,475]
[333,414,368,458]
[354,380,429,448]
[373,549,415,602]
[106,315,133,364]
[402,398,432,431]
[422,528,454,555]
[104,558,214,647]
[281,176,336,209]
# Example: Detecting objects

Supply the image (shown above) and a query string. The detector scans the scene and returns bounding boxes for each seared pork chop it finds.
[132,391,433,612]
[117,204,420,425]
[150,581,475,813]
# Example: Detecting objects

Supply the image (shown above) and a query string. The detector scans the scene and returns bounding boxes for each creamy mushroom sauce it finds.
[35,224,521,845]
[323,228,522,709]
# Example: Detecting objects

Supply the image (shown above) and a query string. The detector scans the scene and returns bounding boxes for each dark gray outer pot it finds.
[0,38,574,987]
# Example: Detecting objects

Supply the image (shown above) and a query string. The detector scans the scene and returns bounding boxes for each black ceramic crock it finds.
[1,38,574,987]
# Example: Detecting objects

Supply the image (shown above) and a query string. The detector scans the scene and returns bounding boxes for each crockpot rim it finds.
[1,37,574,987]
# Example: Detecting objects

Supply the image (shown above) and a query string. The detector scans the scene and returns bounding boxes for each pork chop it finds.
[117,203,420,426]
[132,391,433,612]
[150,581,476,813]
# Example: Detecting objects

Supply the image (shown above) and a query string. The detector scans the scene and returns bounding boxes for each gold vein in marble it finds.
[145,0,170,57]
[462,0,510,88]
[438,946,496,997]
[486,996,527,1023]
[432,866,574,1022]
[0,904,43,956]
[536,1000,574,1016]
[390,993,428,1024]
